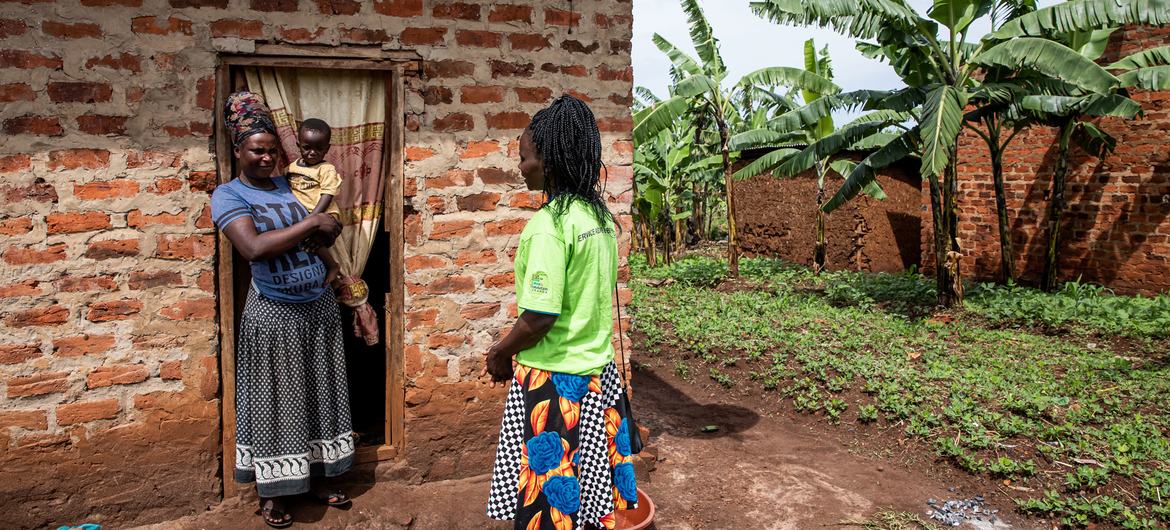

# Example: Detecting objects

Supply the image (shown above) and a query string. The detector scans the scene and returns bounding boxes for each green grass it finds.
[633,254,1170,338]
[630,255,1170,529]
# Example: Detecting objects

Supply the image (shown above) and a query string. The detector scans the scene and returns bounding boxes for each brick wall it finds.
[734,155,923,273]
[0,1,633,528]
[921,26,1170,295]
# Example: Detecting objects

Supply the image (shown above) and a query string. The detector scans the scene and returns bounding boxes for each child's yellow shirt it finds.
[287,159,342,219]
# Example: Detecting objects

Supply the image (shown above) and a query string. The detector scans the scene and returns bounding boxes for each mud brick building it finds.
[739,27,1169,294]
[921,26,1170,295]
[0,1,634,528]
[734,155,924,273]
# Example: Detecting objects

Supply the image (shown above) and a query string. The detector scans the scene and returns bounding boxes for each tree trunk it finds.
[703,183,713,240]
[928,146,964,307]
[717,116,739,277]
[991,147,1015,283]
[1042,120,1076,292]
[640,217,656,267]
[939,145,963,306]
[814,161,827,274]
[984,118,1015,283]
[928,175,951,304]
[692,181,703,243]
[663,221,673,266]
[697,190,705,241]
[649,223,658,268]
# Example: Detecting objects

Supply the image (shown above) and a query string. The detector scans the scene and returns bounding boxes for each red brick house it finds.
[923,26,1170,295]
[0,1,634,528]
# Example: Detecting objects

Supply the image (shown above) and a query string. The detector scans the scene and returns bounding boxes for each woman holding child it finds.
[212,92,354,528]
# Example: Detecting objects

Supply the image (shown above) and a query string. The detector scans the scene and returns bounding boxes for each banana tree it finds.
[731,38,891,273]
[634,117,722,267]
[962,83,1034,283]
[633,0,839,277]
[750,0,1167,306]
[963,24,1114,283]
[1024,94,1137,290]
[634,129,685,266]
[1029,39,1170,290]
[986,30,1170,290]
[958,1,1039,283]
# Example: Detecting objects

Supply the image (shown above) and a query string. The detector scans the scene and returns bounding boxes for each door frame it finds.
[213,46,415,496]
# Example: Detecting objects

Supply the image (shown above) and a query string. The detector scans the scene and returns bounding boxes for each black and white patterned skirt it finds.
[234,287,355,497]
[487,362,638,530]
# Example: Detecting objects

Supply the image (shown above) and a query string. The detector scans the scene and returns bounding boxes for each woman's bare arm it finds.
[484,311,559,383]
[222,213,335,261]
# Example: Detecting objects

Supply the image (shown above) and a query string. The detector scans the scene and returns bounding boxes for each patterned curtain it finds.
[245,67,386,345]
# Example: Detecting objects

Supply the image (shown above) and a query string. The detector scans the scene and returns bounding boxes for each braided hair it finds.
[527,94,616,231]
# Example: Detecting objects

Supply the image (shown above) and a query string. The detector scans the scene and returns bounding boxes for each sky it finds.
[631,0,1061,118]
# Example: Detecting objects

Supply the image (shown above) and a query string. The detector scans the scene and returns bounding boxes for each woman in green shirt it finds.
[484,95,637,530]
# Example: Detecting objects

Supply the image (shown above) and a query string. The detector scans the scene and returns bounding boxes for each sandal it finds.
[258,498,293,528]
[313,490,352,508]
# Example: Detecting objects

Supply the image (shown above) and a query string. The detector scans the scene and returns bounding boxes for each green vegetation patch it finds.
[630,255,1170,529]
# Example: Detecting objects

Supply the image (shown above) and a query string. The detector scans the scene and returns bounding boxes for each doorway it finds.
[213,48,412,495]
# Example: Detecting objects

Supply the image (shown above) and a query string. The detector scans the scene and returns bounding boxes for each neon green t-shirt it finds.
[514,198,617,376]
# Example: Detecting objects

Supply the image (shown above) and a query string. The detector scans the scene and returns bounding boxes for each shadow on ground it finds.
[632,362,761,439]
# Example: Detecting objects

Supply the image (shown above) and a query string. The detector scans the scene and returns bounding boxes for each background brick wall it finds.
[0,1,633,528]
[920,26,1170,295]
[734,155,923,273]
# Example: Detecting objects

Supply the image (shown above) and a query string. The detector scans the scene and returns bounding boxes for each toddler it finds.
[288,118,342,285]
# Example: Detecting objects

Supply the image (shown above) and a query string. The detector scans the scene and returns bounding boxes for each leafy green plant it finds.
[709,368,734,388]
[631,255,1170,527]
[825,398,848,423]
[1065,465,1111,490]
[968,281,1170,338]
[988,456,1037,479]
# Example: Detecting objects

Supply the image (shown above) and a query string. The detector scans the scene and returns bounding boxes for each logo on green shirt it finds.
[530,271,550,295]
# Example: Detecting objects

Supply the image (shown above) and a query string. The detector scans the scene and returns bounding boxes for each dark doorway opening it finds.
[342,228,389,447]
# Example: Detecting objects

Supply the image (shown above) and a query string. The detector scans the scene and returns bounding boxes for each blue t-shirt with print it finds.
[210,176,329,303]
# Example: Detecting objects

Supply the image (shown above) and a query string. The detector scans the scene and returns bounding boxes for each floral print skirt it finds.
[487,361,638,530]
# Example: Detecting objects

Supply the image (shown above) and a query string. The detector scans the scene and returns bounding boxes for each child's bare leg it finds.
[319,248,340,287]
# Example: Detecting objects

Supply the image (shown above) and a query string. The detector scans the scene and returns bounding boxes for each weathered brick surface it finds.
[0,0,633,527]
[922,26,1170,295]
[735,156,924,272]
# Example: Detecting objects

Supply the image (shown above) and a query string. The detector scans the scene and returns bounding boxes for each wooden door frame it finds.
[214,47,414,497]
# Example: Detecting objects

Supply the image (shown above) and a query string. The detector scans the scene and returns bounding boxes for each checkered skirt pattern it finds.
[487,362,635,529]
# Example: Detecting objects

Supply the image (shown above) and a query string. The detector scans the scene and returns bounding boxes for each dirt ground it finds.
[129,361,1055,530]
[630,359,1050,530]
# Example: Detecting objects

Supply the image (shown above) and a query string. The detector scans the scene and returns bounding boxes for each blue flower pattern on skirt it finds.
[614,462,638,503]
[542,475,582,514]
[526,431,564,475]
[552,372,591,402]
[616,418,631,457]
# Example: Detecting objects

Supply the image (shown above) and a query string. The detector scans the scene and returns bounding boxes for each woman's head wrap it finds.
[224,91,277,146]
